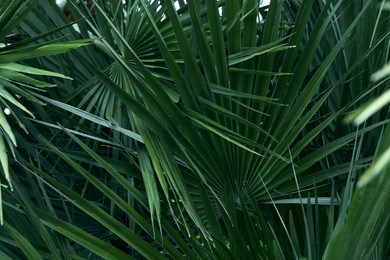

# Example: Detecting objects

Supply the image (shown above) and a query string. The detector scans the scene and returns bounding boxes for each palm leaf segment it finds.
[0,0,89,188]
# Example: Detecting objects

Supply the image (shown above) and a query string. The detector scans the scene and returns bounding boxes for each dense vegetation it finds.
[0,0,389,259]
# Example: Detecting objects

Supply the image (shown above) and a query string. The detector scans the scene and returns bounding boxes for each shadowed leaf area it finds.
[0,0,389,259]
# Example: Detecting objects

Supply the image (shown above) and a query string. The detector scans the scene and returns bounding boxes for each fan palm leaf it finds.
[0,0,389,259]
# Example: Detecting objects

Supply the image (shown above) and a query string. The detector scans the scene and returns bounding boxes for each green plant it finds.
[1,0,389,259]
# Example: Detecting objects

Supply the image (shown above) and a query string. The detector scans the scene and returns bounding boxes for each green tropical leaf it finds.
[0,0,389,259]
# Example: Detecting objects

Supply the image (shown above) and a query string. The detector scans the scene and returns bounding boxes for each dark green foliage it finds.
[0,0,389,259]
